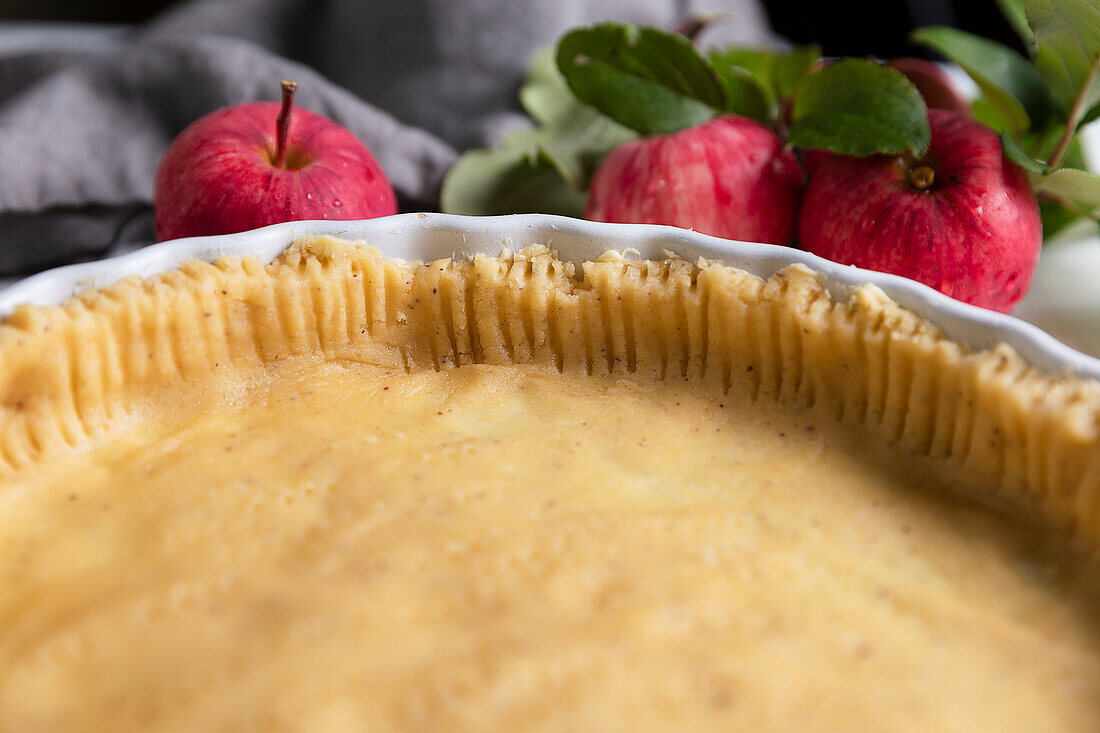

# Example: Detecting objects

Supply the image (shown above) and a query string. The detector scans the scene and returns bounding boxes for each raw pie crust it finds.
[0,236,1098,731]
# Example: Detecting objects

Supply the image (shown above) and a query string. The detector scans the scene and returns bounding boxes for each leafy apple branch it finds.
[443,1,1100,239]
[915,0,1100,232]
[442,22,924,217]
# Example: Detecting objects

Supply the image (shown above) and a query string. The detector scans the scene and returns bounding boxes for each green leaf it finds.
[972,95,1014,133]
[1062,135,1090,171]
[519,47,577,125]
[1022,120,1090,168]
[1039,197,1083,237]
[712,47,774,100]
[1080,101,1100,127]
[708,55,771,122]
[533,111,636,189]
[556,23,725,134]
[910,26,1051,135]
[774,44,822,100]
[709,44,821,121]
[1033,167,1100,209]
[518,47,637,188]
[1024,0,1100,119]
[995,0,1036,50]
[710,48,777,108]
[1001,131,1052,174]
[789,58,930,156]
[440,144,587,217]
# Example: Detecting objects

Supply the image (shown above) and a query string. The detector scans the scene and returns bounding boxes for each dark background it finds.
[0,0,1026,58]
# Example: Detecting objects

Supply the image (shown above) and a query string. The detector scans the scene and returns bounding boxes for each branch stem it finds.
[1047,55,1100,169]
[672,13,727,43]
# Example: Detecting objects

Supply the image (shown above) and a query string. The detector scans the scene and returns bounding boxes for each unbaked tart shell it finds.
[0,235,1098,730]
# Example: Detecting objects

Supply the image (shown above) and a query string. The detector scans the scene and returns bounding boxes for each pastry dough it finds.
[0,237,1097,731]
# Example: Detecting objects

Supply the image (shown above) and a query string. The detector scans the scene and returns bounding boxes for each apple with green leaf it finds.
[802,57,970,177]
[154,81,397,242]
[799,109,1041,313]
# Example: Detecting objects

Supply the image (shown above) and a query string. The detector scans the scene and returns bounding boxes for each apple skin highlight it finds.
[585,116,803,245]
[154,98,397,242]
[799,109,1041,313]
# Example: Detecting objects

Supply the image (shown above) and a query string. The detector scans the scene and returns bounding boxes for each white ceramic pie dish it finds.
[2,212,1099,382]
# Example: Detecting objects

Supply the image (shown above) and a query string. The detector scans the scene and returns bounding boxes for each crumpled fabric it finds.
[0,0,777,275]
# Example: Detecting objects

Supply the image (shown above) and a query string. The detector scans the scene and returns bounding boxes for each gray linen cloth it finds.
[0,0,776,276]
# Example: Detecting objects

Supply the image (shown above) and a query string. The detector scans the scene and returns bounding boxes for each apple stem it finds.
[909,165,935,191]
[274,80,297,169]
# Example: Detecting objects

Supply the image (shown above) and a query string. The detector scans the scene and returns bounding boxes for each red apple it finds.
[802,149,833,180]
[798,109,1041,312]
[585,115,802,245]
[154,81,397,242]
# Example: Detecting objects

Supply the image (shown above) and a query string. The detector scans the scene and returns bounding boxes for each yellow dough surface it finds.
[2,358,1098,732]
